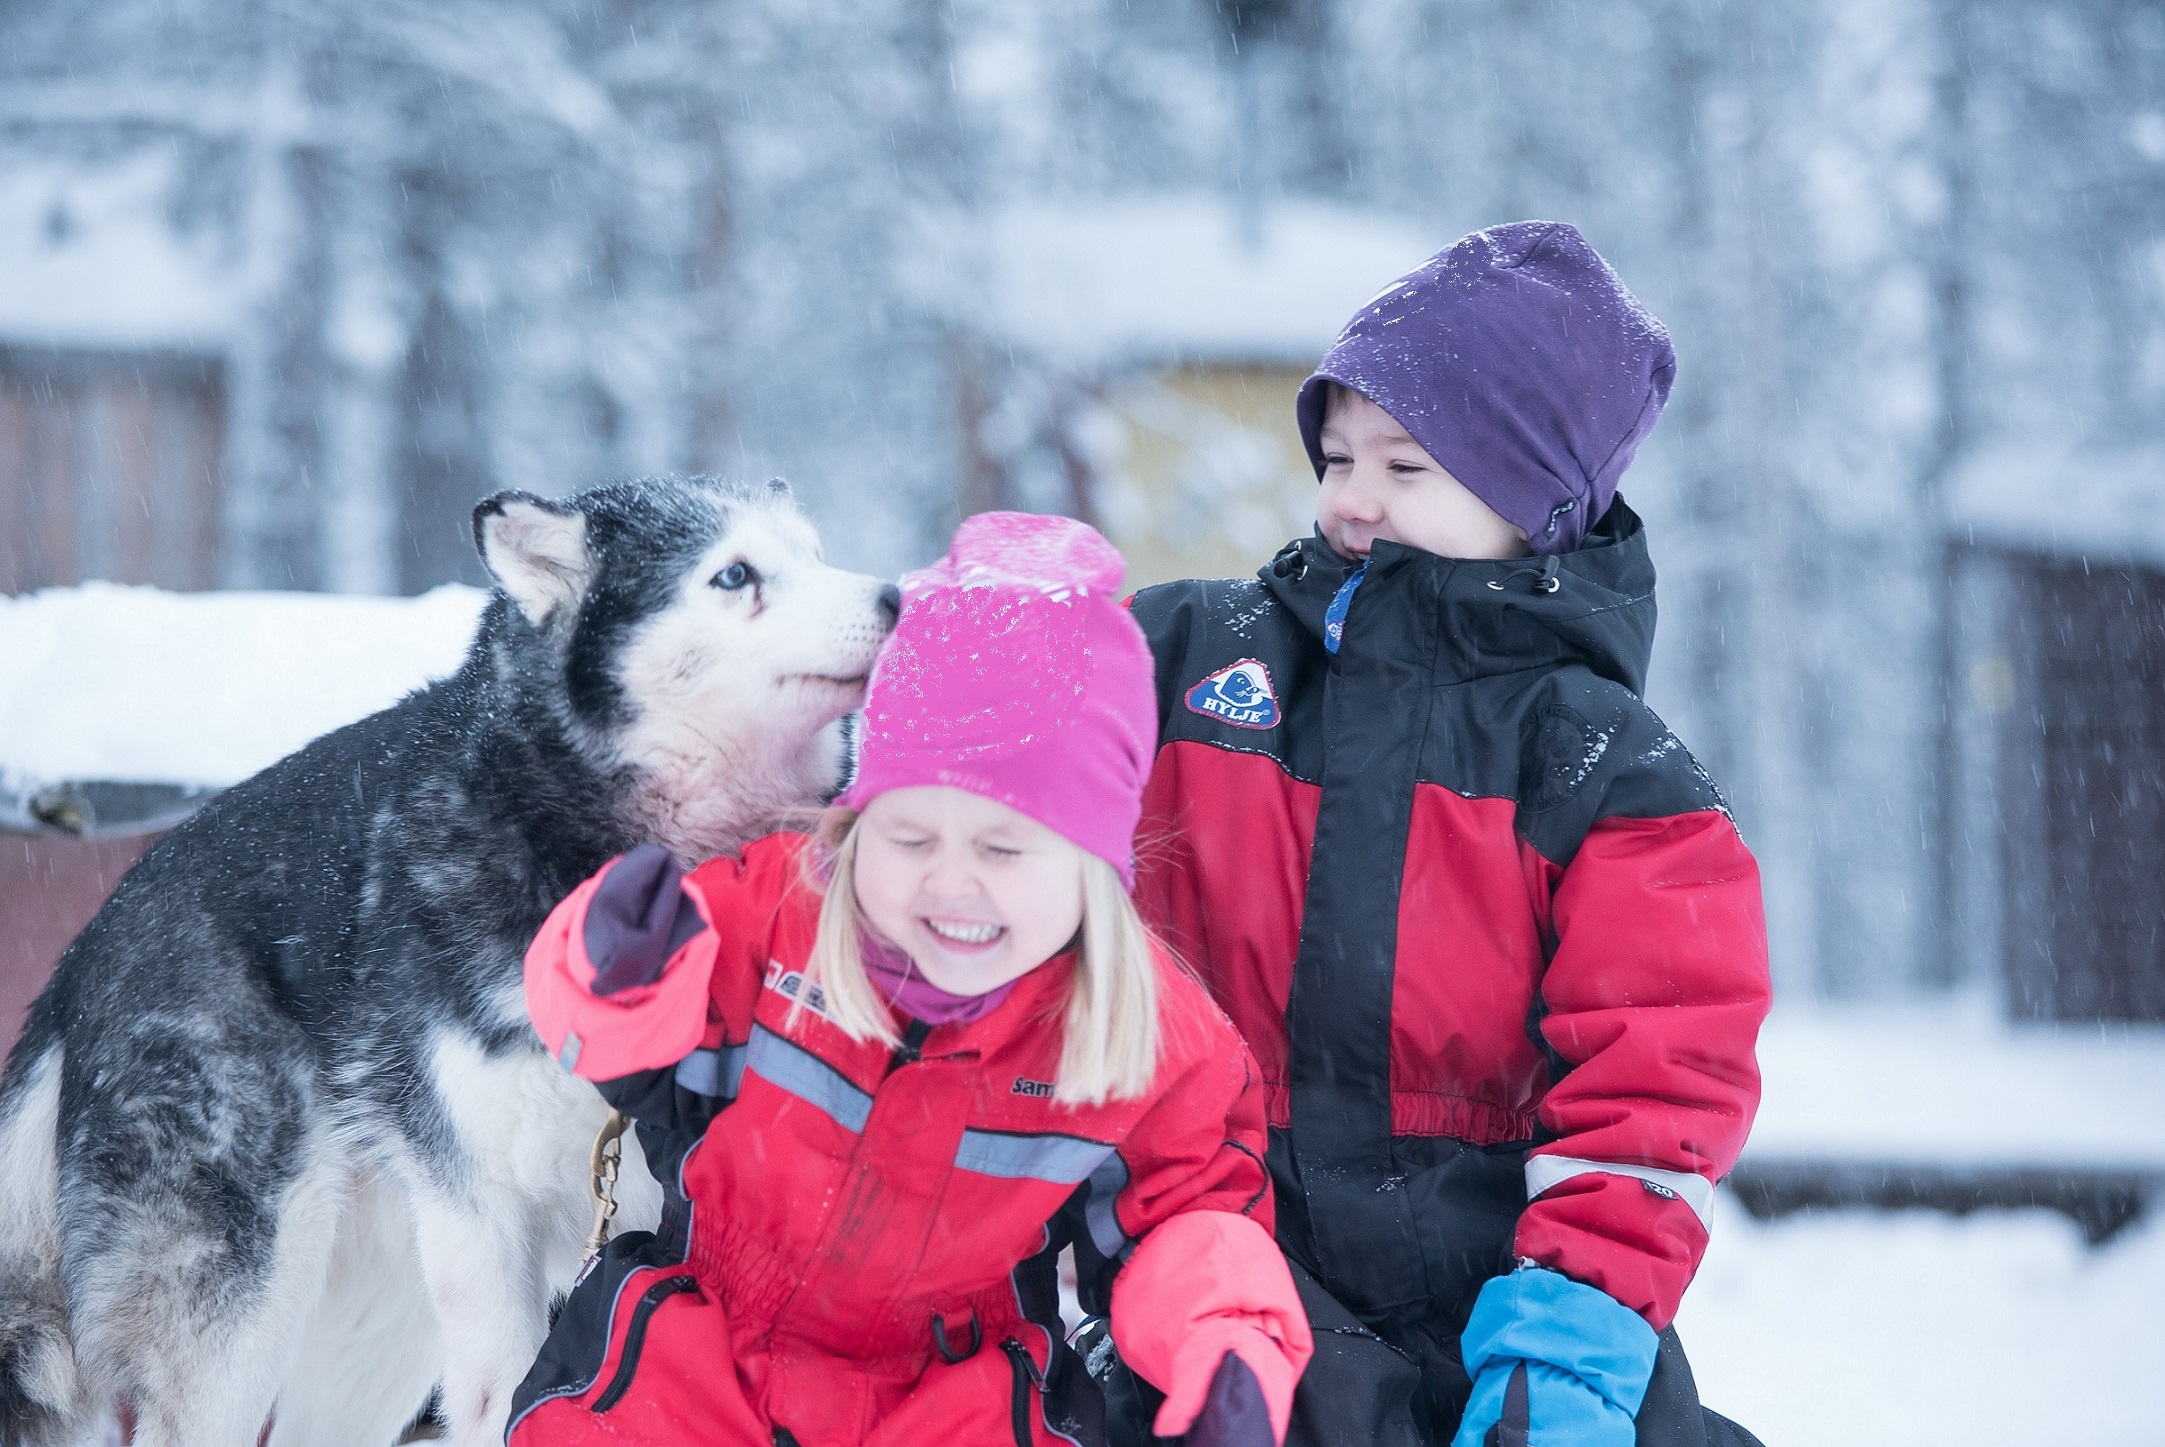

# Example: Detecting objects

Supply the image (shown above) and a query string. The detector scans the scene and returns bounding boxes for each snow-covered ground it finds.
[1681,1198,2163,1446]
[1702,1002,2165,1442]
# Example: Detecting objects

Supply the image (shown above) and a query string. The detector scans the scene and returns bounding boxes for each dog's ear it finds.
[474,492,593,627]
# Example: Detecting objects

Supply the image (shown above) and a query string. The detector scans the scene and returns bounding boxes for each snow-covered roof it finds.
[0,148,247,351]
[0,583,487,828]
[926,198,1441,367]
[1943,445,2165,566]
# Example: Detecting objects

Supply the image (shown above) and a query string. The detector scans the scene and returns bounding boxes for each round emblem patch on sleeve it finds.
[1184,659,1281,729]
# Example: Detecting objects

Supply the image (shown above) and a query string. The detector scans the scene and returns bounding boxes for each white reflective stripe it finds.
[673,1043,748,1100]
[954,1129,1113,1185]
[1524,1155,1715,1229]
[745,1025,873,1132]
[1081,1153,1132,1260]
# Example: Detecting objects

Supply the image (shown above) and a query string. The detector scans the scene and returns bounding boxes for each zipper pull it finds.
[887,1018,932,1075]
[1323,561,1367,654]
[1001,1336,1046,1392]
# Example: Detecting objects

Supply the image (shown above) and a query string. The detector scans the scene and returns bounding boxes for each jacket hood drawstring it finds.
[1487,554,1563,595]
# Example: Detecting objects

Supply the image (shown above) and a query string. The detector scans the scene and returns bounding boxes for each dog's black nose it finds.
[876,584,902,630]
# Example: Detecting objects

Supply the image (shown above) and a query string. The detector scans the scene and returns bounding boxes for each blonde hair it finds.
[795,810,1161,1106]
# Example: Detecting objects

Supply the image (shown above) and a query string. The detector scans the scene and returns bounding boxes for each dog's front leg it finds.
[413,1022,665,1444]
[411,1185,554,1447]
[270,1170,443,1447]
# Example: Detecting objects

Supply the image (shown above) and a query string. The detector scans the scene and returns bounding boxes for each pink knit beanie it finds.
[841,511,1158,886]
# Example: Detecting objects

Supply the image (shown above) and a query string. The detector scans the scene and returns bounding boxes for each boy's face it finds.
[1315,388,1530,561]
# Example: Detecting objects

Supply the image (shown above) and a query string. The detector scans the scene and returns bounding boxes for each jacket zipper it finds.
[1000,1336,1044,1447]
[591,1273,699,1411]
[887,1018,933,1075]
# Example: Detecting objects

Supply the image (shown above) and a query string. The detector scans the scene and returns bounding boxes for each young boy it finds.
[1123,223,1771,1447]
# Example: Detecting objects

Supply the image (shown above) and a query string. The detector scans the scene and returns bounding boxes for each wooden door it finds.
[0,346,225,595]
[2004,554,2165,1022]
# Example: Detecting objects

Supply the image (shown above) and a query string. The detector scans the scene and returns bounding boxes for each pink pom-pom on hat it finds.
[841,511,1158,886]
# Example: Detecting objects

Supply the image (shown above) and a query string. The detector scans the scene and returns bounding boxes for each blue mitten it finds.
[1450,1268,1658,1447]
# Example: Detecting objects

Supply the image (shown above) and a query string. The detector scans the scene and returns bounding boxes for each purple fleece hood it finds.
[1296,222,1675,556]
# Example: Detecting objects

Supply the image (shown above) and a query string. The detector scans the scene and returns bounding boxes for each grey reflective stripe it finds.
[1082,1152,1132,1260]
[954,1129,1113,1185]
[557,1032,582,1074]
[1524,1155,1715,1230]
[745,1025,872,1132]
[673,1043,748,1100]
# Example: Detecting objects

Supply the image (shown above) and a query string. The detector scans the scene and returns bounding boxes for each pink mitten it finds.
[524,849,717,1082]
[1110,1211,1313,1444]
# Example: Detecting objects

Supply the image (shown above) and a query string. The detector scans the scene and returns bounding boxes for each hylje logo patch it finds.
[1185,659,1280,730]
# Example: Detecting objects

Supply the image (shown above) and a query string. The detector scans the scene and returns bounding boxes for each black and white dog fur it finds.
[0,477,898,1447]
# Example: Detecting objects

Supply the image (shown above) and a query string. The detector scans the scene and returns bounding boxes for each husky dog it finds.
[0,477,899,1447]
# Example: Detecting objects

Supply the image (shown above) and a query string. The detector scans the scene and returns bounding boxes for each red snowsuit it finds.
[513,832,1311,1447]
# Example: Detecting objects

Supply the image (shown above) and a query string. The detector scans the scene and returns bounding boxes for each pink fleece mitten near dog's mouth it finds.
[524,847,718,1082]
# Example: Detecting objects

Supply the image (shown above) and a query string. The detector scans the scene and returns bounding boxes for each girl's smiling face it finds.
[1315,387,1531,562]
[851,786,1086,996]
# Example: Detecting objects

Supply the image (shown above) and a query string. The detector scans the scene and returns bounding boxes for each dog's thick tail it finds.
[0,1044,84,1446]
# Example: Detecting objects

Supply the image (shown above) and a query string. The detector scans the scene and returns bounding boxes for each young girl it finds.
[512,512,1311,1447]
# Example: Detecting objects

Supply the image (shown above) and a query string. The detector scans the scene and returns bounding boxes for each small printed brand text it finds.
[764,961,831,1017]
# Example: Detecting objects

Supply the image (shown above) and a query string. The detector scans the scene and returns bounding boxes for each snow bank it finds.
[0,149,246,350]
[1681,1197,2164,1445]
[1745,1001,2165,1169]
[0,582,488,795]
[925,199,1440,365]
[1676,1001,2165,1439]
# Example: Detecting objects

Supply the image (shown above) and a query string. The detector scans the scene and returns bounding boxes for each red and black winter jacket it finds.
[1126,499,1771,1332]
[514,833,1311,1447]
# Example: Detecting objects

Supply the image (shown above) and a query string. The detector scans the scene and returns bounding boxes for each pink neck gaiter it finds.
[862,933,1017,1026]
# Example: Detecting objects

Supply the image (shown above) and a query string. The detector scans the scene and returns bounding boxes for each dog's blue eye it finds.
[712,561,757,591]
